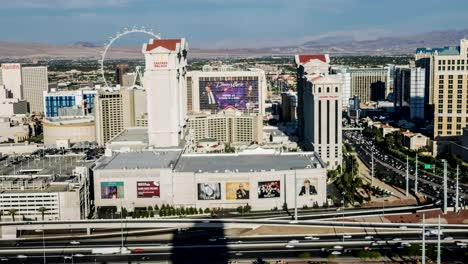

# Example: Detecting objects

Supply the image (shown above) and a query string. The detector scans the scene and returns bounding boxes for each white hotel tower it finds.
[142,38,188,147]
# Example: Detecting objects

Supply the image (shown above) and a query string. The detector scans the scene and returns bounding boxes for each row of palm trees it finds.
[0,207,49,222]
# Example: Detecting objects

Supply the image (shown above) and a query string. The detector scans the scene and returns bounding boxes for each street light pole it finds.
[371,151,374,186]
[35,229,45,264]
[437,215,441,264]
[443,160,448,214]
[294,169,297,222]
[415,154,418,194]
[341,191,345,242]
[455,165,459,212]
[406,155,409,197]
[422,213,425,264]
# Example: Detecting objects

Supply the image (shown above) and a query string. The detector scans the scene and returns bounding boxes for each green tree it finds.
[199,208,204,214]
[8,209,18,222]
[37,207,49,221]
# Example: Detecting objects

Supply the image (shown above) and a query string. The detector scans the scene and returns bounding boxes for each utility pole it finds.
[406,155,409,196]
[294,169,297,222]
[455,165,459,212]
[371,151,374,186]
[415,154,418,193]
[437,215,441,264]
[422,213,425,264]
[443,160,448,214]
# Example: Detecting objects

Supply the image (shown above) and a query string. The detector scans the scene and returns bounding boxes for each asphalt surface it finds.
[1,228,467,264]
[344,131,468,205]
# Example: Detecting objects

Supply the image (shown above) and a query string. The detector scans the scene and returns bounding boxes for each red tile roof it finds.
[146,39,181,52]
[298,54,328,64]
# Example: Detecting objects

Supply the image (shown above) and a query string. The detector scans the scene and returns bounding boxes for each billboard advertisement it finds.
[137,181,160,198]
[199,80,258,111]
[226,182,250,200]
[258,181,280,199]
[197,183,221,200]
[297,178,318,196]
[101,182,124,199]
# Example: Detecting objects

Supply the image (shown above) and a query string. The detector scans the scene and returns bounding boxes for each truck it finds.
[91,247,131,255]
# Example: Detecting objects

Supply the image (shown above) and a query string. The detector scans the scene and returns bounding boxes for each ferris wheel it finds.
[100,26,161,88]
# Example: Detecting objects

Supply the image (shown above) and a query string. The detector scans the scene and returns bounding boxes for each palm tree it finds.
[8,209,18,222]
[37,207,49,221]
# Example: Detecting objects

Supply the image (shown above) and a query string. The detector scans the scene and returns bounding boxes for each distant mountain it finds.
[300,29,468,55]
[0,29,467,59]
[73,41,100,48]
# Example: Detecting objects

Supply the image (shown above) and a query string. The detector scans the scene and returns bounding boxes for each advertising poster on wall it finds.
[257,181,281,199]
[101,182,124,199]
[197,183,221,200]
[137,181,160,198]
[226,182,250,200]
[297,178,318,196]
[199,80,259,111]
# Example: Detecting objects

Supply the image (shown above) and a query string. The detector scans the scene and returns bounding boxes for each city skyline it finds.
[1,0,468,48]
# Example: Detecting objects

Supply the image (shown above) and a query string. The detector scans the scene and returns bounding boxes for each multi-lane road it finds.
[344,130,468,204]
[1,228,467,263]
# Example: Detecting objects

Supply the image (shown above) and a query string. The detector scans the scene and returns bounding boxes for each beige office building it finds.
[303,74,343,168]
[95,90,124,146]
[433,39,468,139]
[43,117,96,146]
[187,111,263,144]
[349,68,389,103]
[121,88,147,128]
[22,66,48,113]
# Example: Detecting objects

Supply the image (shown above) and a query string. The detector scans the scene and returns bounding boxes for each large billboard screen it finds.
[258,181,280,199]
[297,178,318,196]
[198,182,221,200]
[226,182,250,200]
[137,181,160,198]
[197,183,221,200]
[199,80,259,111]
[101,182,124,199]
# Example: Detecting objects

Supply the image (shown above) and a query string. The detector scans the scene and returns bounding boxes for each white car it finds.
[343,234,352,239]
[425,230,443,237]
[288,240,299,244]
[443,236,453,241]
[305,236,320,240]
[364,236,374,240]
[285,244,295,248]
[69,240,80,245]
[333,245,343,250]
[392,238,402,241]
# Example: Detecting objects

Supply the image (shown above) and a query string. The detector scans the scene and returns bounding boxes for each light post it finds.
[437,215,441,264]
[371,151,374,186]
[442,159,448,214]
[415,154,418,194]
[341,191,345,242]
[455,165,459,212]
[406,155,409,196]
[35,229,46,264]
[422,214,425,264]
[381,199,388,219]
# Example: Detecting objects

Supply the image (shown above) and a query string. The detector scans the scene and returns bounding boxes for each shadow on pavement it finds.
[171,222,229,264]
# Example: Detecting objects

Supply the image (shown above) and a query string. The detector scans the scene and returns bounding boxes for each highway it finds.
[0,229,467,263]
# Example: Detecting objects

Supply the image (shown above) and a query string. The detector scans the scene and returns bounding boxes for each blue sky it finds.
[1,0,468,48]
